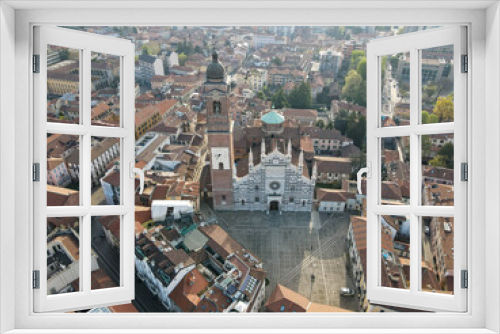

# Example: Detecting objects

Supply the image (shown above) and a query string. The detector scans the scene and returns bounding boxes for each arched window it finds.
[280,305,285,312]
[213,101,221,114]
[255,185,259,191]
[219,162,224,170]
[302,200,306,206]
[241,200,245,206]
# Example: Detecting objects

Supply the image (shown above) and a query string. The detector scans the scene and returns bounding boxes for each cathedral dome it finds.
[206,50,226,81]
[261,110,285,125]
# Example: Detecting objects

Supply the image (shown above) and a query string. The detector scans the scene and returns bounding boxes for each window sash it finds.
[366,26,467,312]
[33,26,136,312]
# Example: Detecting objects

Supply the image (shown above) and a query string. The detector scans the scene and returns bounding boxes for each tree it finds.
[59,49,69,61]
[271,57,283,66]
[257,85,271,101]
[433,94,454,122]
[422,111,430,124]
[422,135,432,158]
[272,88,289,109]
[429,114,439,123]
[429,142,454,169]
[178,52,187,66]
[389,55,399,72]
[142,44,150,55]
[346,113,366,149]
[349,51,365,71]
[341,70,366,107]
[288,82,312,109]
[325,118,334,130]
[380,56,388,79]
[356,57,367,81]
[422,84,437,106]
[316,119,325,129]
[316,86,333,106]
[334,109,349,135]
[194,45,203,54]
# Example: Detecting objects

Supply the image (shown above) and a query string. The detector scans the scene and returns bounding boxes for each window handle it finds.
[357,162,371,195]
[130,162,144,195]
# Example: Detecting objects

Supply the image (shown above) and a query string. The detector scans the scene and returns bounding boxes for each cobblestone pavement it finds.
[210,209,361,312]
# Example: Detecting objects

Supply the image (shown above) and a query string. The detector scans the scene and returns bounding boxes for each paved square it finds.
[208,209,360,312]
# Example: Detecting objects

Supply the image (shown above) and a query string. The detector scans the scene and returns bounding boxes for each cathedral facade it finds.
[204,51,316,212]
[232,140,316,212]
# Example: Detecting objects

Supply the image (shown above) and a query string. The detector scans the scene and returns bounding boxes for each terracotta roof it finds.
[315,157,352,174]
[47,158,66,171]
[317,189,355,202]
[108,303,139,313]
[423,166,454,182]
[91,138,119,161]
[169,268,209,312]
[265,284,309,312]
[91,102,110,119]
[52,234,80,260]
[98,215,121,241]
[47,185,79,206]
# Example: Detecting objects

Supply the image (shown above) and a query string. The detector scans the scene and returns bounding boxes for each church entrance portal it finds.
[269,201,280,211]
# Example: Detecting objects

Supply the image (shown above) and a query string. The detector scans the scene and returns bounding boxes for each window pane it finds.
[381,215,410,290]
[91,137,121,205]
[421,216,454,294]
[91,52,121,127]
[422,134,454,206]
[47,217,80,294]
[381,52,410,127]
[47,133,80,206]
[91,216,121,290]
[420,45,454,124]
[381,137,410,204]
[47,45,80,124]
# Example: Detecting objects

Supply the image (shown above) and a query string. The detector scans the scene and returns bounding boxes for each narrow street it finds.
[91,217,169,312]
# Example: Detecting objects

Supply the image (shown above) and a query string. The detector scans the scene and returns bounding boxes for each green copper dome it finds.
[261,110,285,125]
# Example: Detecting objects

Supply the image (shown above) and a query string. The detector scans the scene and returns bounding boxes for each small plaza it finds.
[205,207,360,311]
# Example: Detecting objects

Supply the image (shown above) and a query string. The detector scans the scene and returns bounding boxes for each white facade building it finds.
[233,140,316,213]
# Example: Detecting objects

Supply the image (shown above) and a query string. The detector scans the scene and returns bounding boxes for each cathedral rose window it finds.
[270,181,281,190]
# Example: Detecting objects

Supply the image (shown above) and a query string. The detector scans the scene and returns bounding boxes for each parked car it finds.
[340,287,355,297]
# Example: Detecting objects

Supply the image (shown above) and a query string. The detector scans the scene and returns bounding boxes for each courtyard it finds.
[201,203,360,312]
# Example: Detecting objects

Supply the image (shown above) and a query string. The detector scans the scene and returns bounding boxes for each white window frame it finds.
[366,26,467,312]
[33,26,136,312]
[1,1,498,334]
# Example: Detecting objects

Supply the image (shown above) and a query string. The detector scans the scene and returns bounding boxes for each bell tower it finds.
[202,50,234,210]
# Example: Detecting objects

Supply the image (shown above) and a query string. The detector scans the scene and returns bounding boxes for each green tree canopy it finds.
[271,88,289,109]
[349,51,365,71]
[341,70,366,107]
[334,109,349,135]
[178,52,187,66]
[346,113,366,149]
[271,57,283,66]
[422,111,430,124]
[429,142,454,169]
[257,85,271,101]
[288,82,312,109]
[357,57,367,81]
[316,119,325,129]
[433,94,454,122]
